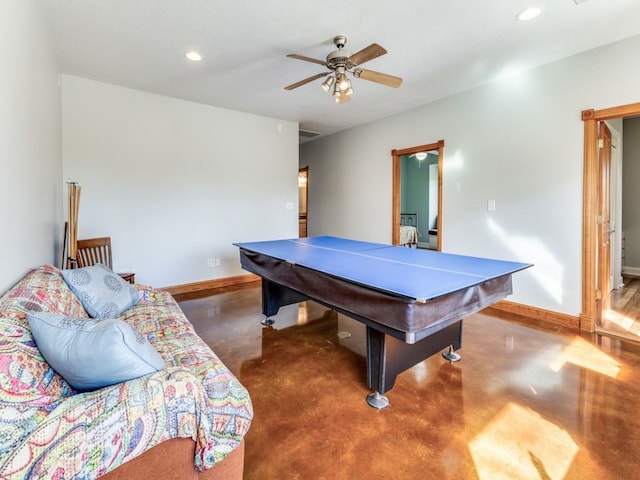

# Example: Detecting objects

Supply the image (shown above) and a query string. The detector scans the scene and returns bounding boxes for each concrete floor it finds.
[177,285,640,480]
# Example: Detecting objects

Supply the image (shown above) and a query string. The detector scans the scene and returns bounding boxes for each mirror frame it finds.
[391,140,444,250]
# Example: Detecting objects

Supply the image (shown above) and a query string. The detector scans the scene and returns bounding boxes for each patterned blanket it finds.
[0,265,253,479]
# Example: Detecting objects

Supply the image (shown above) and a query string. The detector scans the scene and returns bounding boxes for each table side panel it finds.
[239,250,512,343]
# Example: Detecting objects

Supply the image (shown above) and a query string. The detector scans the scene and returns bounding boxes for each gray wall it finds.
[622,117,640,270]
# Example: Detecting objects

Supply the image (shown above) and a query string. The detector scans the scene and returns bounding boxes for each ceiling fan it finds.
[284,35,403,104]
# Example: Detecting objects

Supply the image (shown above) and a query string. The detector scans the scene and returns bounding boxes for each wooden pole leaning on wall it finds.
[61,221,68,269]
[66,180,81,269]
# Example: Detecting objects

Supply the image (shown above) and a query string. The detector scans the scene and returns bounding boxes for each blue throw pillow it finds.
[61,263,140,318]
[27,312,166,391]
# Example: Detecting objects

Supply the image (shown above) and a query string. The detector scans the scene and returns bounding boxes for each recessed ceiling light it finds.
[185,51,202,62]
[516,6,543,21]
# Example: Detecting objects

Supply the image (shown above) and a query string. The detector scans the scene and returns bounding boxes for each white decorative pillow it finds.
[27,312,166,391]
[61,263,140,318]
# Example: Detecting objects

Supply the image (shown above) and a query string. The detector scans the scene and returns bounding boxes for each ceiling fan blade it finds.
[286,54,328,66]
[348,43,387,66]
[353,68,403,88]
[284,72,329,91]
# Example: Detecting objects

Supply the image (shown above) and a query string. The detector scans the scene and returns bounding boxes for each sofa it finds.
[0,264,253,479]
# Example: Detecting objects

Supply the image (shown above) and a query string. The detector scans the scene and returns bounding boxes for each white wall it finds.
[62,75,298,288]
[0,0,62,294]
[300,34,640,317]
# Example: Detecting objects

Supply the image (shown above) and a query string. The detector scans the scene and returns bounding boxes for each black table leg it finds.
[365,321,463,408]
[261,280,309,323]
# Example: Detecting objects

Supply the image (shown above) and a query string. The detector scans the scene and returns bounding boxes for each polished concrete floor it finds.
[176,285,640,480]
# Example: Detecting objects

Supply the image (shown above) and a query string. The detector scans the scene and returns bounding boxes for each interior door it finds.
[596,121,612,323]
[608,127,622,291]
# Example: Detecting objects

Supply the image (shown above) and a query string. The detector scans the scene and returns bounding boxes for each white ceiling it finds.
[37,0,640,143]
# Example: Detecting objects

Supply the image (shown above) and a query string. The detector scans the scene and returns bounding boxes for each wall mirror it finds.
[392,140,444,250]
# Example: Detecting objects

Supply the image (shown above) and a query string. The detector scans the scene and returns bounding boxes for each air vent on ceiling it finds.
[299,129,321,138]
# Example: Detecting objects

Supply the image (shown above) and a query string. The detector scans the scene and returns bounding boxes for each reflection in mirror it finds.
[392,140,444,250]
[400,151,439,249]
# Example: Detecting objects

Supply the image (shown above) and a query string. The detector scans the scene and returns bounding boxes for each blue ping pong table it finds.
[235,236,531,408]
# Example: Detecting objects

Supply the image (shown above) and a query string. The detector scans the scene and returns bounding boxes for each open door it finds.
[596,121,612,324]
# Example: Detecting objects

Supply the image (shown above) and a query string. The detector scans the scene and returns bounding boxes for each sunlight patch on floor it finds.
[548,335,621,379]
[469,402,578,480]
[603,309,640,336]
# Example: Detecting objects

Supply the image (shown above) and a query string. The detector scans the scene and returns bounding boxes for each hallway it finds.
[177,285,640,480]
[602,276,640,340]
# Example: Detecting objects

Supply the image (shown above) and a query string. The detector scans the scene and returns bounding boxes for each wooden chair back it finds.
[76,237,113,269]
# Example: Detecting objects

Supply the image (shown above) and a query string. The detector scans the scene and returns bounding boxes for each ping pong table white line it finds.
[283,238,490,280]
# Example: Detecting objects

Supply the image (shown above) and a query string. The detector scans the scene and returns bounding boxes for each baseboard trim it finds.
[162,274,261,296]
[162,278,580,331]
[486,300,580,330]
[622,266,640,277]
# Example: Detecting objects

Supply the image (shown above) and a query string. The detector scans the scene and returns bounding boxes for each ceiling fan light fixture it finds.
[321,75,335,92]
[284,35,402,104]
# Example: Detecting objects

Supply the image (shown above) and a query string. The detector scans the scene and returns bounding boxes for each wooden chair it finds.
[76,237,135,283]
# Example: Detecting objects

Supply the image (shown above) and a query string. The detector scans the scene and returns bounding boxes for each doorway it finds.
[582,102,640,341]
[298,167,308,237]
[391,140,444,250]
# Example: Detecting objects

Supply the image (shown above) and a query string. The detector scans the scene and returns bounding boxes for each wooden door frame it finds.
[581,102,640,331]
[391,140,444,249]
